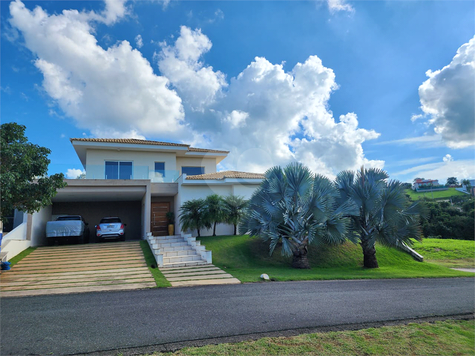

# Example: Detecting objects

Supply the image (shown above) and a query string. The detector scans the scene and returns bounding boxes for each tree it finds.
[179,199,210,237]
[204,194,225,236]
[1,123,66,223]
[335,167,426,268]
[462,179,472,194]
[240,163,351,269]
[222,195,247,235]
[446,177,459,185]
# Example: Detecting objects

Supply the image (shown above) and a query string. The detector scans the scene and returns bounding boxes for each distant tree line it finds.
[416,197,474,240]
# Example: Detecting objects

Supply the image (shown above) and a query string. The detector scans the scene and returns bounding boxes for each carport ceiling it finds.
[53,186,146,202]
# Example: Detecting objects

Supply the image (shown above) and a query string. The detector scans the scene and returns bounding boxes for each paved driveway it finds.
[0,241,155,297]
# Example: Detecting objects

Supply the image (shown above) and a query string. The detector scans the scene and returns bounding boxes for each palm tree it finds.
[335,167,426,268]
[204,194,225,236]
[179,198,210,237]
[240,163,351,269]
[222,195,248,235]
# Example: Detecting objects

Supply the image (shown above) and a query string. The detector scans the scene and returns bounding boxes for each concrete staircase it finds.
[146,234,211,268]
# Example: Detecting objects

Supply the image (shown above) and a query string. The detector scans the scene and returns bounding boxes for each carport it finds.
[51,180,151,242]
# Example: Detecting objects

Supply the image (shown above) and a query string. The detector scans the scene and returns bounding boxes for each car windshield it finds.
[57,216,81,221]
[100,218,121,224]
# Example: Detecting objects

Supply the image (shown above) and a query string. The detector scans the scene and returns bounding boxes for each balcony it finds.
[84,165,180,183]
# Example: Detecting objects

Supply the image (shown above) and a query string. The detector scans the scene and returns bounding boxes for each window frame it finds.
[181,166,205,176]
[154,162,166,177]
[105,161,133,180]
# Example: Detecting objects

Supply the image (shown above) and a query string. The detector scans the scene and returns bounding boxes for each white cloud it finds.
[375,135,446,149]
[65,168,85,179]
[327,0,354,13]
[393,159,475,183]
[416,36,475,148]
[10,0,380,178]
[157,26,227,111]
[9,0,187,141]
[159,28,382,177]
[222,110,248,128]
[386,156,438,168]
[442,154,453,162]
[135,34,143,48]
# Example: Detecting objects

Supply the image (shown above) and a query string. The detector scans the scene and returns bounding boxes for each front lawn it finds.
[412,238,475,269]
[197,235,472,282]
[148,319,475,356]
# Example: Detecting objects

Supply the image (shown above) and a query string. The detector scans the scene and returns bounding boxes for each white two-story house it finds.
[4,138,264,251]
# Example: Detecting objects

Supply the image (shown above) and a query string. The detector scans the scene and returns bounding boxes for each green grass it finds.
[7,247,37,266]
[412,238,475,269]
[405,188,466,200]
[147,319,475,356]
[139,240,171,288]
[197,235,473,282]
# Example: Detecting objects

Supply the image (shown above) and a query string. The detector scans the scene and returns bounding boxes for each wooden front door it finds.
[151,202,170,236]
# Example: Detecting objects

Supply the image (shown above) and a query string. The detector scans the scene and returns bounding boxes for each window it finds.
[105,161,132,179]
[155,162,165,177]
[182,166,205,176]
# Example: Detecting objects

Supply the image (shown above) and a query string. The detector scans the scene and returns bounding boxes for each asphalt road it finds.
[1,278,474,355]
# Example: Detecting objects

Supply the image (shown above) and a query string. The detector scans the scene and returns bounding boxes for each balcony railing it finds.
[84,165,180,183]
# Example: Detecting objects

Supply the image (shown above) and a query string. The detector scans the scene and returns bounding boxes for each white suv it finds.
[95,217,126,242]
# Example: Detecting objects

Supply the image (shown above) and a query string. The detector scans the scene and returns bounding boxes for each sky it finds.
[1,0,474,183]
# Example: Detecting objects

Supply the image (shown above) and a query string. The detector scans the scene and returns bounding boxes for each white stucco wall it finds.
[176,157,217,175]
[85,149,178,180]
[177,182,261,236]
[232,184,259,199]
[31,205,53,247]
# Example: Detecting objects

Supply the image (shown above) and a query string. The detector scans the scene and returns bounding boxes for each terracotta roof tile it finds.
[70,138,229,153]
[70,138,189,147]
[185,171,265,180]
[188,147,229,154]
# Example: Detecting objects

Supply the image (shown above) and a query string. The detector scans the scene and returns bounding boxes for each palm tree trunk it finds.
[233,224,237,235]
[291,244,310,269]
[361,240,379,268]
[213,222,217,236]
[197,228,201,237]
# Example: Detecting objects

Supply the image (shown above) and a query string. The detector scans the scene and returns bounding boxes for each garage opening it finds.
[52,201,142,241]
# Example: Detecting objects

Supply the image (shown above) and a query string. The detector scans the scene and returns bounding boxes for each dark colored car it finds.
[95,217,126,242]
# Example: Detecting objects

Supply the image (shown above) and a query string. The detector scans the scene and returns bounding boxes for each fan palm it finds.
[179,198,210,237]
[223,195,248,235]
[335,167,426,268]
[240,163,352,269]
[204,194,225,236]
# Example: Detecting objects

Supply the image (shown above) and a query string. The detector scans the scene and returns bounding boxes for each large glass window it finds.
[105,161,132,179]
[155,162,165,177]
[182,166,205,176]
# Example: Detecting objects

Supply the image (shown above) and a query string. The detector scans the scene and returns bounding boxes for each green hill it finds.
[405,187,466,200]
[197,235,472,282]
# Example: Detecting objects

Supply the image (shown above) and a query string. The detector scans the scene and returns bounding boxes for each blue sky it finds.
[2,0,474,183]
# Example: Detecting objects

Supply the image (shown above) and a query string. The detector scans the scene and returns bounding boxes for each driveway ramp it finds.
[0,241,155,297]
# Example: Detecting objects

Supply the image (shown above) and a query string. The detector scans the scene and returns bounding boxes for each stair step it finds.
[166,273,234,282]
[162,261,208,268]
[156,237,183,242]
[159,245,193,252]
[163,255,201,264]
[161,250,196,257]
[153,242,188,248]
[170,278,241,287]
